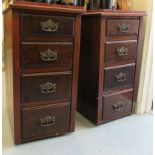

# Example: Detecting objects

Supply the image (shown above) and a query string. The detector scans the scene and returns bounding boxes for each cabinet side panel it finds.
[77,16,101,124]
[97,17,106,124]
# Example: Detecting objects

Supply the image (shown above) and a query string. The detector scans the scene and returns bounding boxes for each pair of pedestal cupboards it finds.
[4,1,146,144]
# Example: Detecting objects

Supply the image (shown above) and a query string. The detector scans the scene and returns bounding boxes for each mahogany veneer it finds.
[21,14,74,36]
[22,103,70,139]
[21,43,73,69]
[77,11,146,125]
[4,2,85,144]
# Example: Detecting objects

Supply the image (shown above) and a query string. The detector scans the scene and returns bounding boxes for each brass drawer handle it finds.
[39,82,56,94]
[116,46,128,56]
[118,22,130,33]
[40,49,57,62]
[115,72,127,82]
[113,101,124,111]
[40,116,55,127]
[40,19,59,32]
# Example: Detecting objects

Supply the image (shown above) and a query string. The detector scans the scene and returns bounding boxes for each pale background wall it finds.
[130,0,153,113]
[2,0,153,113]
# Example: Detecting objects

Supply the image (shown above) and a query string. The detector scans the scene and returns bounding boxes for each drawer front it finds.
[106,19,139,36]
[105,40,137,64]
[21,14,74,36]
[21,73,71,103]
[22,103,70,139]
[21,43,73,69]
[103,90,133,122]
[104,64,135,90]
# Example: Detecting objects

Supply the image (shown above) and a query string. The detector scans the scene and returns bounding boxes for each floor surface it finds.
[2,72,153,155]
[3,110,153,155]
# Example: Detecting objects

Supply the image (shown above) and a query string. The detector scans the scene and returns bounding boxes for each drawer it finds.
[21,14,74,36]
[106,19,139,36]
[21,43,73,69]
[22,103,70,139]
[104,64,135,90]
[103,90,133,122]
[21,73,71,103]
[105,40,137,64]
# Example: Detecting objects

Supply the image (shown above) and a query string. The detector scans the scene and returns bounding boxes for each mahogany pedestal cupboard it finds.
[4,2,85,144]
[77,11,146,125]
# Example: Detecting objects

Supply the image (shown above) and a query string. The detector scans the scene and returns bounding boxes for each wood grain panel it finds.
[21,42,73,70]
[104,64,135,90]
[103,89,133,122]
[106,19,139,35]
[105,40,137,64]
[21,14,74,36]
[22,103,70,139]
[21,73,72,103]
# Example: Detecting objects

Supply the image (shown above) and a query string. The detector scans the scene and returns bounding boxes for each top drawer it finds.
[21,14,74,36]
[106,19,139,36]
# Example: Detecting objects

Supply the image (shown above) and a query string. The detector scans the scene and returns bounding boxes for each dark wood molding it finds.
[70,14,81,131]
[12,10,21,144]
[3,1,86,14]
[86,9,147,16]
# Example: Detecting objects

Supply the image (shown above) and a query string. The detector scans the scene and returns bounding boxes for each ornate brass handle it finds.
[113,101,124,111]
[40,116,55,127]
[40,49,57,62]
[40,19,59,32]
[115,72,127,82]
[39,82,56,94]
[118,22,130,33]
[116,46,128,56]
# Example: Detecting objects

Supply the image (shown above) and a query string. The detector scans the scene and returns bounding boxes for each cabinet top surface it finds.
[3,1,86,14]
[85,9,147,17]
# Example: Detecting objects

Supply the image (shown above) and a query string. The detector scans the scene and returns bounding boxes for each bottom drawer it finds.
[22,103,70,140]
[102,90,133,122]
